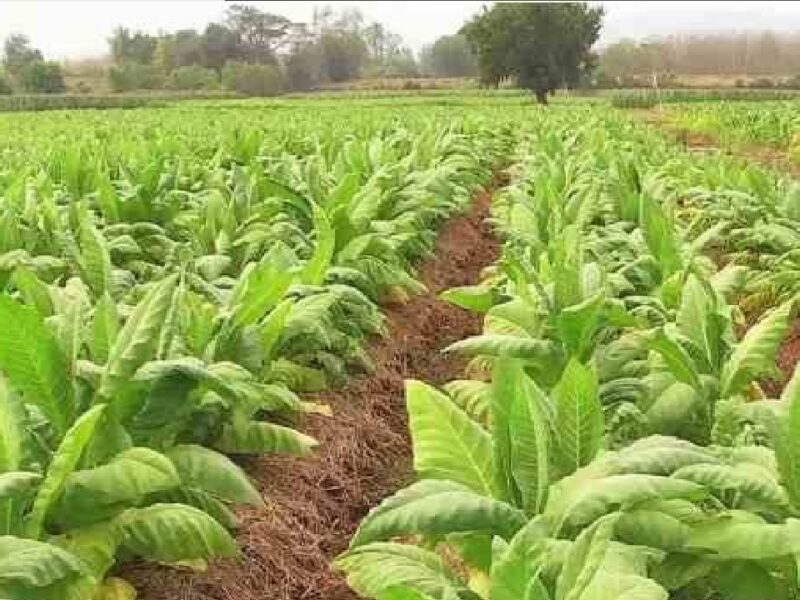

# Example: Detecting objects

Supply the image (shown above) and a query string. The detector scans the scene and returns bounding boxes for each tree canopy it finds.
[461,2,603,103]
[420,34,477,78]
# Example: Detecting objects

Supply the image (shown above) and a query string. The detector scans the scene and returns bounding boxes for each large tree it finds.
[3,34,43,77]
[461,2,603,104]
[108,27,157,64]
[225,4,293,64]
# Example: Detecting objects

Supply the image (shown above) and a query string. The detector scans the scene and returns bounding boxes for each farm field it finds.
[1,94,800,600]
[668,101,800,162]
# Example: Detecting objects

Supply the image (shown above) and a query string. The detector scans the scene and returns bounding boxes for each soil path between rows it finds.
[124,178,504,600]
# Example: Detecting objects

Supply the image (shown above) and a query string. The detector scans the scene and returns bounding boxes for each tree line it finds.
[598,32,800,86]
[0,4,479,96]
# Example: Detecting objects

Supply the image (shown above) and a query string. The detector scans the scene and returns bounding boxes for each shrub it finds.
[19,61,66,94]
[168,66,219,90]
[0,71,12,95]
[221,61,284,97]
[108,62,163,92]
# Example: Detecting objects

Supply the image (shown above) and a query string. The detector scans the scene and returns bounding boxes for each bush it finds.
[108,63,162,92]
[0,71,12,95]
[221,62,284,96]
[168,66,219,90]
[19,62,66,94]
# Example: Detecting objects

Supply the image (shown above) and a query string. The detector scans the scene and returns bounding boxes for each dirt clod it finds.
[123,185,502,600]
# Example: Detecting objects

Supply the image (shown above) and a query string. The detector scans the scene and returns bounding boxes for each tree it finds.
[3,34,43,77]
[421,34,477,78]
[19,61,65,93]
[108,27,157,64]
[225,4,293,64]
[222,61,284,96]
[461,2,603,104]
[201,23,242,71]
[319,31,367,82]
[285,41,323,91]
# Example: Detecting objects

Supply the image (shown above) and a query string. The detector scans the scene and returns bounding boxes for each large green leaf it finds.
[446,335,564,363]
[350,480,526,548]
[491,516,551,600]
[645,328,701,390]
[89,294,119,365]
[555,513,618,600]
[0,535,84,589]
[214,419,317,456]
[671,463,788,508]
[26,405,106,539]
[0,295,74,436]
[301,203,336,286]
[54,522,122,578]
[639,194,681,278]
[443,380,490,426]
[77,219,112,298]
[117,503,238,563]
[231,244,296,328]
[492,358,551,513]
[646,382,701,437]
[335,542,468,600]
[55,447,181,525]
[406,380,493,497]
[720,300,792,398]
[775,361,800,508]
[98,274,179,400]
[166,445,263,506]
[545,472,706,530]
[684,518,798,559]
[556,293,604,359]
[578,571,667,600]
[440,285,498,313]
[0,377,26,471]
[602,436,719,476]
[614,510,691,551]
[675,274,715,370]
[553,360,603,477]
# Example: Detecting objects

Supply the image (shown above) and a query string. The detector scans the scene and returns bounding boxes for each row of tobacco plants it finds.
[0,102,518,599]
[338,105,800,600]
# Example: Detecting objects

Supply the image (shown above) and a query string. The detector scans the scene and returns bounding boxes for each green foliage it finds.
[461,2,603,101]
[168,66,219,91]
[19,61,65,94]
[221,61,284,97]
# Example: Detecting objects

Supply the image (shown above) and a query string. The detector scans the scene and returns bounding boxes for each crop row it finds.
[0,104,518,599]
[338,105,800,600]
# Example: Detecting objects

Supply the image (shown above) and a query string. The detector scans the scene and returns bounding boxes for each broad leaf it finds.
[406,380,493,497]
[350,480,526,548]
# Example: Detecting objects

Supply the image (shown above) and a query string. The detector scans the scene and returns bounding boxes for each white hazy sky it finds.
[2,1,800,60]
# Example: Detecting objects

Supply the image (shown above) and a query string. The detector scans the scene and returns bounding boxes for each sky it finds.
[2,1,800,61]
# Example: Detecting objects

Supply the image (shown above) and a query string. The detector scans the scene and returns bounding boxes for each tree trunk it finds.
[534,88,548,105]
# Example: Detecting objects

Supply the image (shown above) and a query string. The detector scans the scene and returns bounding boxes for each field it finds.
[1,93,800,600]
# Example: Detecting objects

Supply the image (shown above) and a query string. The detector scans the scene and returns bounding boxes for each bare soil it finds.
[122,182,502,600]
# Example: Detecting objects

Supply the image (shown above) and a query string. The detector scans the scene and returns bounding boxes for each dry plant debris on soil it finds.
[122,184,502,600]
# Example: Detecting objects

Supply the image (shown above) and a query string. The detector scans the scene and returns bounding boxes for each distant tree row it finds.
[0,35,65,94]
[598,32,800,84]
[106,4,478,95]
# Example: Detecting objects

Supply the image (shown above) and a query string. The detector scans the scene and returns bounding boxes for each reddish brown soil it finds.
[122,184,502,600]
